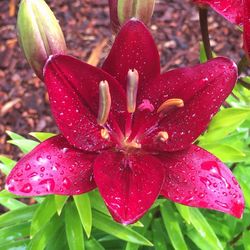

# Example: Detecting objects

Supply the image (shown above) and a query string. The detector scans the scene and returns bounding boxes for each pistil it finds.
[127,69,139,113]
[126,69,139,138]
[97,80,111,126]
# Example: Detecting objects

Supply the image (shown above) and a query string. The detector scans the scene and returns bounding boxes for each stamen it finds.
[157,131,169,142]
[97,80,111,126]
[157,98,184,114]
[101,128,109,140]
[127,69,139,113]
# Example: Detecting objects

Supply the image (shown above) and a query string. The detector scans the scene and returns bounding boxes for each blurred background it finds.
[0,0,243,162]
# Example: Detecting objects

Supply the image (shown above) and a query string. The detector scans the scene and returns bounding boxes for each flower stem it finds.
[199,7,213,60]
[237,55,248,75]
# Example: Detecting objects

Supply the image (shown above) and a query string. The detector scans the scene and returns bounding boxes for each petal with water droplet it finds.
[6,135,97,196]
[160,145,244,218]
[44,55,126,151]
[102,19,160,92]
[132,57,237,152]
[94,151,164,224]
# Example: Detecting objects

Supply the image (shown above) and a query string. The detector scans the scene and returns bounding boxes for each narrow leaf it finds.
[54,195,68,215]
[29,132,56,142]
[30,195,57,237]
[8,139,39,153]
[160,203,188,250]
[92,210,153,246]
[65,202,85,250]
[74,193,92,238]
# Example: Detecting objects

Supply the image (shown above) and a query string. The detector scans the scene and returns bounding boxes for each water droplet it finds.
[46,155,52,160]
[215,200,229,209]
[17,172,23,177]
[25,164,31,170]
[232,177,238,185]
[20,183,32,193]
[40,167,45,172]
[39,179,55,192]
[62,177,71,190]
[200,177,212,188]
[198,193,205,198]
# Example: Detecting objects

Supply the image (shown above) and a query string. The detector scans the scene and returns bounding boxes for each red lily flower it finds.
[6,20,244,224]
[194,0,250,59]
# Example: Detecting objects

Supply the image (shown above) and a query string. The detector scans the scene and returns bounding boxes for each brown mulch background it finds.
[0,0,243,184]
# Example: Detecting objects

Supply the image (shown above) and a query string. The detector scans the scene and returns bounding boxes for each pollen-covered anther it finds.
[157,98,184,114]
[97,80,111,126]
[127,69,139,113]
[101,128,110,140]
[157,131,169,143]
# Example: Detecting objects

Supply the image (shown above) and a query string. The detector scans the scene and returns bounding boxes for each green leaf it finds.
[0,196,27,210]
[29,132,56,142]
[0,204,38,228]
[175,203,191,224]
[65,202,85,250]
[152,219,167,250]
[160,203,188,250]
[0,222,30,244]
[6,130,25,140]
[0,156,16,175]
[54,195,68,215]
[0,239,30,250]
[85,237,105,250]
[243,230,250,250]
[92,210,153,246]
[199,42,207,63]
[187,229,213,250]
[46,226,68,250]
[189,208,223,250]
[29,215,63,250]
[201,143,246,162]
[89,190,109,215]
[8,139,39,153]
[74,193,92,238]
[30,195,57,237]
[201,108,250,142]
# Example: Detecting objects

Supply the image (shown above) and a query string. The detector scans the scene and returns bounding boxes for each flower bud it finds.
[17,0,66,80]
[109,0,155,32]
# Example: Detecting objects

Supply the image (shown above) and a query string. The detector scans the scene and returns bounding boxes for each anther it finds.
[127,69,139,113]
[157,98,184,114]
[97,80,111,126]
[157,131,169,142]
[101,128,110,140]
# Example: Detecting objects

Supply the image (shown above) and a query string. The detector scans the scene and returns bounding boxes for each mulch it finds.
[0,0,243,185]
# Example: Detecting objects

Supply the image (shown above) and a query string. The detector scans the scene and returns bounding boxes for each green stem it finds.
[238,78,250,90]
[199,7,213,60]
[237,56,248,75]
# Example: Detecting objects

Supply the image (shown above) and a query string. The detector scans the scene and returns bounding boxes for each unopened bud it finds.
[17,0,66,80]
[109,0,155,32]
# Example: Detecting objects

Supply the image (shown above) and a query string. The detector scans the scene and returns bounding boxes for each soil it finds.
[0,0,243,188]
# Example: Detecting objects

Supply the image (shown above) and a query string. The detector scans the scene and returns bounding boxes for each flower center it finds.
[97,69,184,151]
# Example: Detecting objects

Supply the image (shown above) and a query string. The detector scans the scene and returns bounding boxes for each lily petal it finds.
[94,151,164,224]
[132,57,237,152]
[160,145,244,218]
[243,0,250,59]
[194,0,243,25]
[6,135,96,196]
[44,55,126,151]
[102,19,160,93]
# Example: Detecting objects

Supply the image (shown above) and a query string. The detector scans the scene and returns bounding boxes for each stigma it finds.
[127,69,139,113]
[97,80,111,126]
[157,98,184,114]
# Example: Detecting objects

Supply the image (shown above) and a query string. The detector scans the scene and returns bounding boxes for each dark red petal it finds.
[160,145,244,218]
[108,0,120,32]
[93,151,164,224]
[102,19,160,93]
[44,55,126,151]
[243,0,250,58]
[6,135,96,196]
[194,0,243,25]
[132,57,237,152]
